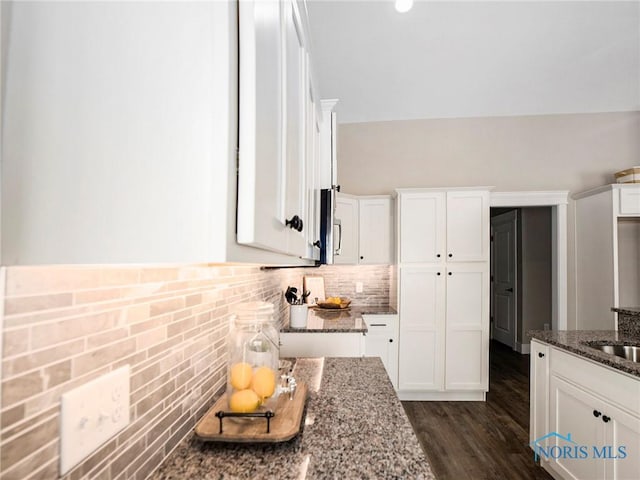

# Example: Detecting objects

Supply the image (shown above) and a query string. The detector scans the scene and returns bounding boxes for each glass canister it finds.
[226,301,280,413]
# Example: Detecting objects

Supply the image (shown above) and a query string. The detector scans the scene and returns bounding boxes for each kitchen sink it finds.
[586,343,640,362]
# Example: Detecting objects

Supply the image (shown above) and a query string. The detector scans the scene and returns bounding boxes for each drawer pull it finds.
[538,352,545,358]
[593,410,601,418]
[602,415,611,423]
[370,324,387,327]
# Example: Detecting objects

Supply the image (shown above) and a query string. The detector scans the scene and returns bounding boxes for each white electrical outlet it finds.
[60,365,130,475]
[355,281,364,293]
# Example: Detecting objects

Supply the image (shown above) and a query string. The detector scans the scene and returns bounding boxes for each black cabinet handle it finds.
[437,272,441,276]
[593,410,601,418]
[538,352,545,358]
[448,272,452,276]
[360,256,364,260]
[602,415,611,423]
[285,215,303,232]
[389,339,393,343]
[448,253,453,258]
[436,254,441,258]
[313,240,321,248]
[506,287,514,292]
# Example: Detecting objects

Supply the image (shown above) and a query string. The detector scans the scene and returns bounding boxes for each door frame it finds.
[490,191,569,331]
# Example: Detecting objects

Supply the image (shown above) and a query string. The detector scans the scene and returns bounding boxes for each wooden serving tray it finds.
[194,382,308,443]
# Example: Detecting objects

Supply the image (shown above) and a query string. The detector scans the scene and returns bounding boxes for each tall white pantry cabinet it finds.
[396,188,490,401]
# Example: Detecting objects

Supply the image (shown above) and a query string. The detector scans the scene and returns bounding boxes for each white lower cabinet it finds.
[531,341,640,480]
[397,264,488,399]
[363,314,399,389]
[279,332,364,358]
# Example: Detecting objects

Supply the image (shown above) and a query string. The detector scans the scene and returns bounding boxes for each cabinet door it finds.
[444,264,489,390]
[549,375,606,480]
[530,341,550,447]
[334,194,359,264]
[364,315,399,389]
[237,0,289,255]
[282,0,306,256]
[399,192,445,264]
[398,266,445,391]
[446,190,489,262]
[605,404,640,480]
[359,198,393,264]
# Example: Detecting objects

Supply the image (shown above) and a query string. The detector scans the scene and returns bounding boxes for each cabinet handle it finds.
[389,339,393,343]
[448,272,452,276]
[436,254,441,258]
[360,256,364,260]
[437,272,441,276]
[313,240,321,248]
[448,253,453,258]
[285,215,303,232]
[602,415,611,423]
[538,352,545,358]
[593,410,601,418]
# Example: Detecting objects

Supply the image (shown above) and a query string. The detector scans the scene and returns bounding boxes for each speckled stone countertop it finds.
[150,357,434,480]
[280,305,397,333]
[528,330,640,378]
[613,307,640,316]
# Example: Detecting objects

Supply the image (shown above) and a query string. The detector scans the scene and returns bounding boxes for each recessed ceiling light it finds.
[395,0,413,13]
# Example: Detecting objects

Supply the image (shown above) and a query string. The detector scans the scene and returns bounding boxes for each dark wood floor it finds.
[403,340,553,480]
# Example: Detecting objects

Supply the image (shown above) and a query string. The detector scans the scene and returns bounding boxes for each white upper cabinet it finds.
[398,189,489,264]
[335,193,394,265]
[335,194,359,264]
[2,1,328,265]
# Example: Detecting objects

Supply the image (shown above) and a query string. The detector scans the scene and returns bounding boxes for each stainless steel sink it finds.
[588,344,640,362]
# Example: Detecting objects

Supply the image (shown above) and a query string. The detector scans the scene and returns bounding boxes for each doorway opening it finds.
[490,207,553,354]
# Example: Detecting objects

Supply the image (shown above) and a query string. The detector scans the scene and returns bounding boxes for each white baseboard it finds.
[398,390,486,401]
[515,342,531,354]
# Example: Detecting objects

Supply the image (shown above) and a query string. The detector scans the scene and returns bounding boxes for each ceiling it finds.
[306,1,640,123]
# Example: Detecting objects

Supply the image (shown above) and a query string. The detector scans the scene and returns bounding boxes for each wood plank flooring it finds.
[402,341,553,480]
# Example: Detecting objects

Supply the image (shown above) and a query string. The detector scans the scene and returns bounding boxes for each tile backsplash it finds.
[0,263,391,480]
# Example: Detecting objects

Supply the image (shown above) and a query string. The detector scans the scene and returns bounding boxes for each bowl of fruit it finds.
[316,297,351,310]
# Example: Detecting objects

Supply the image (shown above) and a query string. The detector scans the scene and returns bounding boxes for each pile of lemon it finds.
[228,362,277,413]
[325,296,343,304]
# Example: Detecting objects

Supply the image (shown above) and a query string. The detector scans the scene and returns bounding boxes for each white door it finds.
[445,263,489,390]
[359,198,392,264]
[491,210,517,349]
[399,192,445,264]
[398,266,445,391]
[446,190,490,262]
[237,0,289,255]
[334,194,359,264]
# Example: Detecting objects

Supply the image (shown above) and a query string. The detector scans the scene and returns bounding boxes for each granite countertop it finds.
[280,305,397,333]
[150,357,434,480]
[528,330,640,378]
[613,307,640,317]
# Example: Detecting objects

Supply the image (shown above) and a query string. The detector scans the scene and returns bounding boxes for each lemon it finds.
[229,389,261,413]
[251,366,276,399]
[230,362,253,390]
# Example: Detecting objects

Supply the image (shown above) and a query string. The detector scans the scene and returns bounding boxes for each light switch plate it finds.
[60,365,130,475]
[355,281,364,293]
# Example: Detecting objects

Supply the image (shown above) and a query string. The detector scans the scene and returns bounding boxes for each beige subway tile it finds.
[130,363,161,392]
[99,268,141,287]
[3,339,84,378]
[75,438,117,479]
[113,351,148,372]
[125,303,150,324]
[4,293,73,316]
[0,415,57,471]
[147,336,182,359]
[140,268,178,283]
[0,440,57,480]
[110,436,146,476]
[167,317,196,339]
[2,328,30,358]
[1,405,57,443]
[1,404,25,430]
[5,267,102,296]
[185,293,202,307]
[129,313,172,335]
[136,382,178,421]
[130,447,164,480]
[31,310,121,350]
[87,328,129,350]
[44,360,71,389]
[135,327,166,351]
[72,338,136,377]
[2,371,43,407]
[73,287,124,304]
[149,298,185,318]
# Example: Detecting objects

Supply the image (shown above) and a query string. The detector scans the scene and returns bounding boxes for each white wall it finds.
[338,111,640,329]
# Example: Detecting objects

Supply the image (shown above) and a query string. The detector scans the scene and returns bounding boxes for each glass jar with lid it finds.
[227,301,280,413]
